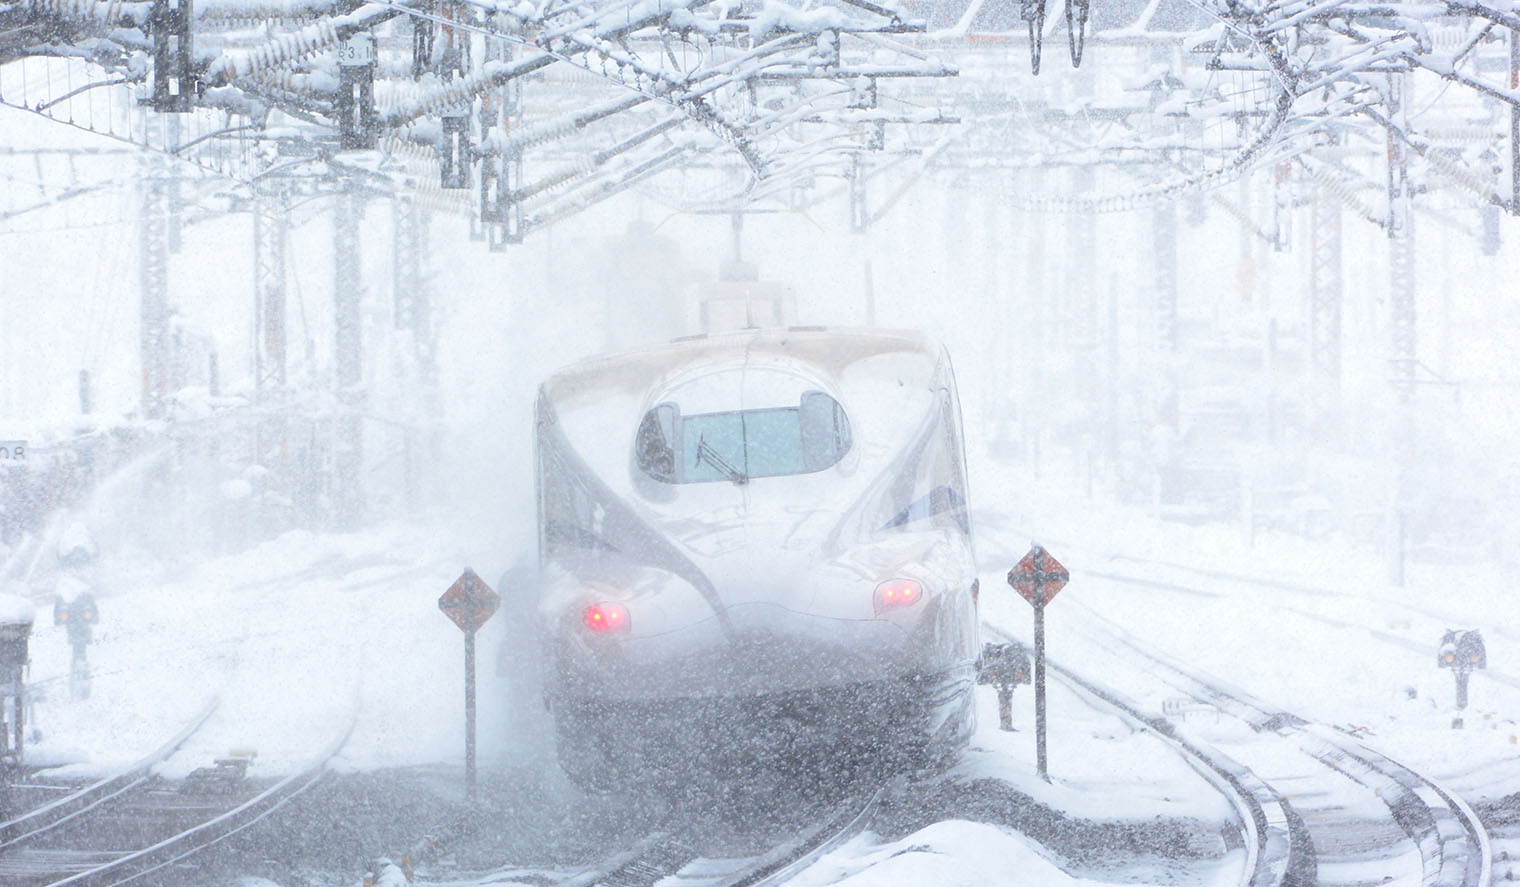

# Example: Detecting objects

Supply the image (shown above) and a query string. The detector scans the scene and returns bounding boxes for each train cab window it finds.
[635,404,678,483]
[635,391,851,484]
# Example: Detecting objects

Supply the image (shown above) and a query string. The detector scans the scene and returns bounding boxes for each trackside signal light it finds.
[583,603,630,634]
[873,578,923,615]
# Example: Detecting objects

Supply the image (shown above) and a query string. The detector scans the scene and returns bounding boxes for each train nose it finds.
[696,544,840,614]
[602,601,912,697]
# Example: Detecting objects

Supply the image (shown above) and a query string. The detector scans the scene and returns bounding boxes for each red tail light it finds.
[873,578,923,615]
[583,603,630,633]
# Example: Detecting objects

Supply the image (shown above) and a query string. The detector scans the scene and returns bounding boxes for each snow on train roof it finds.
[540,327,947,493]
[540,327,942,404]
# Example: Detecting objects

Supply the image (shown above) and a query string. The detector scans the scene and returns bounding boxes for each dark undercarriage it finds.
[552,670,975,792]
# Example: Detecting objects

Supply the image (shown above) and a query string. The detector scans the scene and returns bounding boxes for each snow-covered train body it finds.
[534,327,979,787]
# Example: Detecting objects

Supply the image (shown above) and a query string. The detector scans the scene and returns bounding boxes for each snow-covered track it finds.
[1067,602,1491,887]
[983,624,1305,887]
[557,784,883,887]
[0,699,219,853]
[1087,560,1520,693]
[0,713,354,887]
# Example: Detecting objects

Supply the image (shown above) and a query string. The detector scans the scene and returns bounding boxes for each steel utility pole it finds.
[1152,200,1179,432]
[253,180,289,395]
[333,188,365,528]
[1512,28,1519,213]
[1067,168,1098,489]
[1309,184,1343,440]
[139,139,171,420]
[1387,74,1416,588]
[392,195,431,508]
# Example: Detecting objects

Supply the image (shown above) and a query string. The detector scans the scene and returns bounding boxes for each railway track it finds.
[409,780,885,887]
[568,784,882,887]
[0,710,354,887]
[0,699,219,851]
[1050,601,1492,887]
[415,629,1313,887]
[1085,558,1520,693]
[982,623,1308,887]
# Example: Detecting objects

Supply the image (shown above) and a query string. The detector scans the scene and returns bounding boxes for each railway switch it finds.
[180,756,252,794]
[1437,629,1485,727]
[977,641,1031,731]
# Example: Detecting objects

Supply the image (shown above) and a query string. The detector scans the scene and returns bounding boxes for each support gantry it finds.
[1308,185,1343,439]
[139,149,171,420]
[332,187,365,528]
[253,180,289,394]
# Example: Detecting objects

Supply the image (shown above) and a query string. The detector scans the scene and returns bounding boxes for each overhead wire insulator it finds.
[27,0,130,26]
[210,17,339,83]
[1022,0,1045,75]
[1067,0,1089,67]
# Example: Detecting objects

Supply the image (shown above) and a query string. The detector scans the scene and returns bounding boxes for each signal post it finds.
[438,568,500,802]
[1007,544,1069,782]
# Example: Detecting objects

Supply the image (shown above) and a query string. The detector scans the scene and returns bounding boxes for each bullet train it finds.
[533,327,979,789]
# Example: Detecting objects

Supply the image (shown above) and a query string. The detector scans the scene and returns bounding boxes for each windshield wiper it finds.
[695,435,748,485]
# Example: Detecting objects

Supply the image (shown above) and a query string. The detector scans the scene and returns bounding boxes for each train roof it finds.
[538,327,954,504]
[539,326,946,410]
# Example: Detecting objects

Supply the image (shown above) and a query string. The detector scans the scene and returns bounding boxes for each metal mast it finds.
[332,188,365,528]
[138,145,171,420]
[1308,185,1342,440]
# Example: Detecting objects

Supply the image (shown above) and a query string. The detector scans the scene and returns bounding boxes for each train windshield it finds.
[636,391,851,484]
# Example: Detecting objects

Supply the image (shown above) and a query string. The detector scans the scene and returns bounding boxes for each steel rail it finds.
[982,624,1301,887]
[1088,557,1520,690]
[553,783,885,887]
[1065,599,1493,887]
[0,698,220,853]
[16,710,355,887]
[729,784,884,887]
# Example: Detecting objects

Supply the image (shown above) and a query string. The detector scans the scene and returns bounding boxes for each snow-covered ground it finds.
[970,457,1520,801]
[16,434,1515,885]
[24,515,528,778]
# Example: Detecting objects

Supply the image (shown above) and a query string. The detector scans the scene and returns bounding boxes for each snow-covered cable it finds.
[1363,106,1504,204]
[206,17,340,82]
[478,95,646,156]
[1300,160,1377,221]
[381,54,556,126]
[25,0,146,26]
[1414,143,1499,201]
[204,2,402,84]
